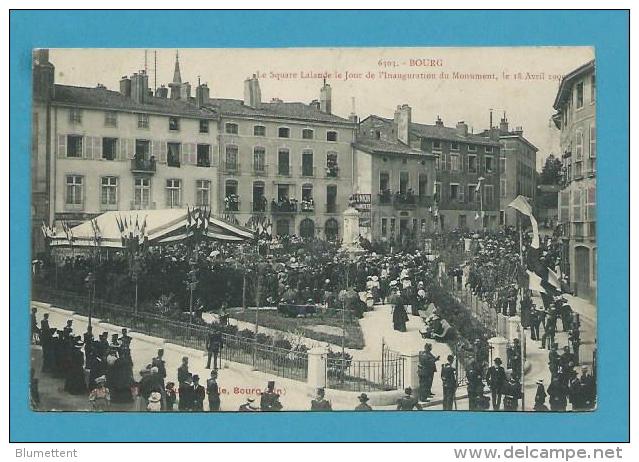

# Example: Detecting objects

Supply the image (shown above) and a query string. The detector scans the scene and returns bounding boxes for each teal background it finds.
[9,10,629,442]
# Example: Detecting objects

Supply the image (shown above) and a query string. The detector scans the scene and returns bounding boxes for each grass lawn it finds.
[231,309,366,350]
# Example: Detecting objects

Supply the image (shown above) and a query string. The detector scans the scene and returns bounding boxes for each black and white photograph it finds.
[29,46,597,413]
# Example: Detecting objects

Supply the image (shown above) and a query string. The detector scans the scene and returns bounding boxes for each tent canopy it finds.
[50,208,254,249]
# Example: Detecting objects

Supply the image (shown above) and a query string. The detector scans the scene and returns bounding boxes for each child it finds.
[147,391,162,412]
[88,375,110,411]
[165,382,177,411]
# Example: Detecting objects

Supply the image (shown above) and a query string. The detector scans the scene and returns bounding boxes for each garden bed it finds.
[231,309,366,350]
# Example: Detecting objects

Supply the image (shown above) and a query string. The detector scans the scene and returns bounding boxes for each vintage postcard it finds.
[29,46,596,414]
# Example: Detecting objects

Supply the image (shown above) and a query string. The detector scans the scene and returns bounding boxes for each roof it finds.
[363,115,499,146]
[499,133,539,152]
[553,60,595,110]
[206,98,355,126]
[53,84,217,119]
[353,137,433,157]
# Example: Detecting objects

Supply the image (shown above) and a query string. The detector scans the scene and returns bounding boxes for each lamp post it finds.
[84,271,95,328]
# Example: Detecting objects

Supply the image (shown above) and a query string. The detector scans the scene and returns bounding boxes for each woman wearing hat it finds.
[147,391,162,412]
[88,375,110,411]
[354,393,372,411]
[389,285,408,332]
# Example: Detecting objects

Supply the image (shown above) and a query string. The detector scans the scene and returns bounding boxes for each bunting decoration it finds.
[475,176,485,221]
[508,195,540,249]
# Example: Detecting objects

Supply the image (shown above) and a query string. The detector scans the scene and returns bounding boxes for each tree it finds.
[539,154,563,185]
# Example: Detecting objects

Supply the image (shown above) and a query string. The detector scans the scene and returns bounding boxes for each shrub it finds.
[273,339,292,351]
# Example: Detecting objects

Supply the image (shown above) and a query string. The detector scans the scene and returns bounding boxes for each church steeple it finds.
[172,50,182,84]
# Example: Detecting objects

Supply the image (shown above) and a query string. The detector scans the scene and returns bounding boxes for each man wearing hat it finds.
[239,397,260,412]
[534,379,549,411]
[206,370,221,412]
[260,381,283,411]
[206,328,224,370]
[355,393,372,411]
[397,387,422,410]
[192,375,206,411]
[441,355,457,410]
[486,357,506,410]
[310,387,332,411]
[418,343,438,402]
[508,338,522,381]
[178,374,194,411]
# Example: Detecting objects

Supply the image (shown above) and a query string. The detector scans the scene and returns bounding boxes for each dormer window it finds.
[327,131,338,142]
[199,119,209,134]
[254,125,266,136]
[226,123,239,134]
[451,142,459,151]
[432,140,441,151]
[302,129,314,140]
[278,127,290,138]
[104,111,118,127]
[69,108,82,124]
[169,116,180,131]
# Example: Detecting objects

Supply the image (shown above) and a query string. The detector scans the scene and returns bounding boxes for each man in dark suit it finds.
[192,375,206,411]
[205,329,224,370]
[40,313,54,372]
[418,343,438,401]
[441,355,457,410]
[397,387,422,410]
[486,357,506,410]
[310,387,332,411]
[260,381,283,411]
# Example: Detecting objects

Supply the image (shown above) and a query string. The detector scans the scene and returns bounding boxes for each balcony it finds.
[224,196,240,212]
[393,193,417,210]
[378,190,392,205]
[301,165,316,177]
[251,199,268,213]
[300,200,315,212]
[130,158,156,174]
[222,162,241,175]
[325,165,339,178]
[271,200,298,214]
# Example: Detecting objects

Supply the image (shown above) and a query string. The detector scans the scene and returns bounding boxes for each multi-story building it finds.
[208,77,358,240]
[353,105,437,243]
[552,60,596,302]
[480,116,538,227]
[360,109,501,232]
[31,51,358,253]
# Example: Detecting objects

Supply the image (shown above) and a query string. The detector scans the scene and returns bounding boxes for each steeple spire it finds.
[172,50,182,84]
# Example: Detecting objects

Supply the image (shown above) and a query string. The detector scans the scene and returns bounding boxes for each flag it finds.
[508,195,540,249]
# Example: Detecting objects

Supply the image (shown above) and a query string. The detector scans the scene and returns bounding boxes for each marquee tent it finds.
[49,208,254,249]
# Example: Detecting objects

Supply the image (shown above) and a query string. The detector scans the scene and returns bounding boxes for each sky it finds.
[48,47,594,171]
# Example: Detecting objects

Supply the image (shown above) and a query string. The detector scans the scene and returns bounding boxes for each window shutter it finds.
[184,143,194,164]
[458,185,465,203]
[57,135,67,158]
[445,153,451,171]
[94,137,102,160]
[127,139,135,159]
[151,140,161,161]
[159,142,167,164]
[82,136,89,159]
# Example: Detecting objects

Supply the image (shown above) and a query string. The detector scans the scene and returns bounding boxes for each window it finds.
[500,210,505,226]
[468,144,477,152]
[375,130,381,140]
[434,154,441,171]
[167,142,181,167]
[390,218,396,236]
[572,189,582,222]
[499,157,506,174]
[484,185,494,206]
[326,131,338,142]
[134,177,151,208]
[326,152,339,177]
[225,145,239,171]
[589,124,596,158]
[253,147,266,173]
[449,184,459,201]
[199,119,209,134]
[399,171,409,194]
[500,179,507,198]
[379,172,390,193]
[302,150,314,176]
[326,185,337,213]
[197,144,211,167]
[276,219,290,237]
[576,82,584,108]
[66,135,83,158]
[590,75,596,103]
[252,182,266,212]
[381,218,388,237]
[450,154,460,171]
[101,176,118,206]
[434,182,441,202]
[166,179,182,208]
[586,186,596,223]
[467,155,477,173]
[65,175,83,205]
[278,149,290,175]
[485,155,494,173]
[301,184,314,212]
[299,218,315,239]
[278,127,290,138]
[254,125,266,137]
[325,218,339,240]
[485,145,494,153]
[104,111,117,127]
[102,137,118,161]
[458,215,467,229]
[169,116,180,131]
[575,130,584,160]
[225,180,239,211]
[135,139,150,160]
[196,180,210,206]
[69,108,82,124]
[451,142,459,151]
[137,113,149,129]
[302,129,314,140]
[432,140,442,151]
[226,123,239,134]
[468,185,477,203]
[418,173,428,196]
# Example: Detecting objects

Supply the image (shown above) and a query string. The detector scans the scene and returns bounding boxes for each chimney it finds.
[155,85,168,98]
[435,116,444,127]
[309,99,320,110]
[499,116,509,135]
[243,74,262,108]
[120,75,131,98]
[514,126,524,135]
[320,81,332,114]
[33,49,55,102]
[179,82,191,101]
[130,71,149,104]
[456,121,469,137]
[196,83,210,108]
[394,104,411,145]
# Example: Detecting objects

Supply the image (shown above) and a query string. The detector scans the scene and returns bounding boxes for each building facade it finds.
[360,109,501,232]
[552,60,596,302]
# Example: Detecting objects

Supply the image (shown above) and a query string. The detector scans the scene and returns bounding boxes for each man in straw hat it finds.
[355,393,372,411]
